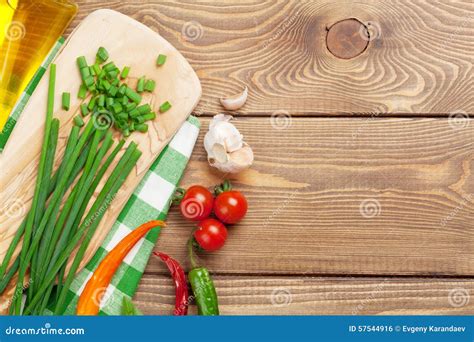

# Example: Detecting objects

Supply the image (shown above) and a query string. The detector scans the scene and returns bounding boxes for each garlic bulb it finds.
[204,114,254,173]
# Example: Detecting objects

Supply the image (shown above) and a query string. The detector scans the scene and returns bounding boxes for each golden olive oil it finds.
[0,0,77,130]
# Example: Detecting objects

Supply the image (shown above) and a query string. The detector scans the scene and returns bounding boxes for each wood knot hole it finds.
[326,18,369,59]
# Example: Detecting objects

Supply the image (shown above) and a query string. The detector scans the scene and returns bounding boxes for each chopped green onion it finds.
[76,56,87,69]
[134,115,145,124]
[80,67,91,80]
[87,96,96,111]
[156,54,167,66]
[116,120,127,130]
[73,115,84,127]
[120,66,130,79]
[129,108,140,118]
[117,112,128,121]
[159,101,172,113]
[77,84,87,99]
[137,104,151,115]
[101,79,111,91]
[107,85,118,97]
[144,79,156,92]
[96,46,109,63]
[141,112,156,121]
[125,102,136,112]
[107,69,119,80]
[62,92,70,110]
[125,86,141,103]
[118,84,127,97]
[112,102,123,114]
[73,50,162,138]
[103,61,116,72]
[92,63,101,75]
[80,103,89,116]
[83,75,94,87]
[135,123,148,132]
[98,94,105,107]
[106,97,114,108]
[137,77,145,93]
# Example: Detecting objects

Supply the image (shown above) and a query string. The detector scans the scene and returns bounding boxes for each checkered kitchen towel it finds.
[55,116,201,315]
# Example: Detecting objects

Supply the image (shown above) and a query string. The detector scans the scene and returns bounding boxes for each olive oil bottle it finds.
[0,0,77,131]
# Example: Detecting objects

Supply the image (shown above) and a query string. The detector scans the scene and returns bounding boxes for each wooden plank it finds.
[146,117,473,276]
[73,0,474,116]
[135,275,474,315]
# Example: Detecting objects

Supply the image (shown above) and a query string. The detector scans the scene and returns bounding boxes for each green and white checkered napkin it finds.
[56,116,200,315]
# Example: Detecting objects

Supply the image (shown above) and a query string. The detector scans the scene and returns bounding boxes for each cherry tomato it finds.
[214,190,248,224]
[179,186,213,221]
[194,219,228,251]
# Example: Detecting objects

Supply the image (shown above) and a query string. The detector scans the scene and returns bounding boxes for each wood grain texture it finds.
[135,275,474,315]
[147,117,474,276]
[73,0,474,116]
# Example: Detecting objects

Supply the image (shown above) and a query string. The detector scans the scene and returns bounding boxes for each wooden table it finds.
[72,1,474,315]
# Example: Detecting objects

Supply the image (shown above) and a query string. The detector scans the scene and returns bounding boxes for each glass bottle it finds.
[0,0,77,130]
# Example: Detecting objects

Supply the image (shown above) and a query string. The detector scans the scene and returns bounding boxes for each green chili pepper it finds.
[187,238,219,315]
[189,267,219,315]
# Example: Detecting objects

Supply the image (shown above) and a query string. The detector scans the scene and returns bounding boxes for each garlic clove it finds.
[203,126,218,153]
[229,143,254,167]
[220,87,248,111]
[210,143,228,164]
[224,133,244,152]
[212,144,254,174]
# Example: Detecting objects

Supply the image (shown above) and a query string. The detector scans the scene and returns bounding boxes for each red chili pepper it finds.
[153,252,189,315]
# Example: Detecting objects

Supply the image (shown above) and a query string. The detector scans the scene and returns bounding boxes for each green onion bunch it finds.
[0,56,147,315]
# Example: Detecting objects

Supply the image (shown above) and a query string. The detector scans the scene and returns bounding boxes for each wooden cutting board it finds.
[0,9,201,311]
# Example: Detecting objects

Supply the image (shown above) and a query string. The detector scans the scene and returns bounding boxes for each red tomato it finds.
[214,190,248,224]
[179,186,213,221]
[194,219,228,251]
